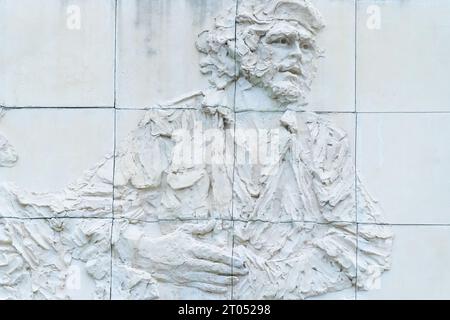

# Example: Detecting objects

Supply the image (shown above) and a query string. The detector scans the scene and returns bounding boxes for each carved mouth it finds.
[279,65,302,76]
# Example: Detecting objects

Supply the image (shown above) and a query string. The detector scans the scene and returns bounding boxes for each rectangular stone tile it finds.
[114,108,234,221]
[356,0,450,112]
[0,0,115,107]
[357,224,450,300]
[309,0,356,111]
[357,113,450,224]
[235,0,355,112]
[111,218,234,299]
[232,220,357,299]
[233,111,356,223]
[0,217,112,300]
[0,108,114,218]
[116,0,237,109]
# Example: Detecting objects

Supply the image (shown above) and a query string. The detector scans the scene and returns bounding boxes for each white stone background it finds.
[0,0,450,299]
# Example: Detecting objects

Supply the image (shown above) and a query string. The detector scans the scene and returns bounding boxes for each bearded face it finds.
[239,20,321,105]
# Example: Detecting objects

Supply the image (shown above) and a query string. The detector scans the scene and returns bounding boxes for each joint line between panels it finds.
[0,216,113,221]
[230,0,239,301]
[109,109,117,300]
[2,216,450,227]
[112,216,359,226]
[4,105,450,114]
[354,0,359,301]
[0,106,115,110]
[355,116,359,300]
[109,0,119,301]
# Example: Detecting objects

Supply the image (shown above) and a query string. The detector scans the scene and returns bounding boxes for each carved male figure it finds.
[0,0,393,300]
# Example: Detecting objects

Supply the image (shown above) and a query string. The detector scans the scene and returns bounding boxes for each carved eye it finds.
[272,37,290,45]
[301,42,311,51]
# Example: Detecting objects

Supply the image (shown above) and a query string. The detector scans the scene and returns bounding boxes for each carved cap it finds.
[242,0,325,34]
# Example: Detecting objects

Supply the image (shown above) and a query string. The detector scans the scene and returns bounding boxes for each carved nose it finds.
[290,42,303,60]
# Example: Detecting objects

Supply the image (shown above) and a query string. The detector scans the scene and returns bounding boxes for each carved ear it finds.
[243,29,261,52]
[196,30,210,54]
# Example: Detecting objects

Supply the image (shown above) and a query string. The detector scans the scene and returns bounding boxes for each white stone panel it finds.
[0,108,114,218]
[309,0,355,111]
[357,113,450,224]
[357,225,450,300]
[116,0,237,108]
[0,0,115,107]
[357,0,450,112]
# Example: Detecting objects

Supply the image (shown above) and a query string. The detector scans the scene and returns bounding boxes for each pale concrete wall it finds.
[0,0,449,300]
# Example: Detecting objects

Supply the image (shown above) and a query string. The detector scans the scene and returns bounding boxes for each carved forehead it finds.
[265,20,314,40]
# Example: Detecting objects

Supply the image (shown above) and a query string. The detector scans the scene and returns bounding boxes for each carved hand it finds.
[136,222,248,294]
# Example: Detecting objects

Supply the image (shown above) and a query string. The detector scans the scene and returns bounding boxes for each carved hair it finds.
[196,0,325,91]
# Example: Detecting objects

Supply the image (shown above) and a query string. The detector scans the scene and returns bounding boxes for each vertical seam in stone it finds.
[231,0,239,301]
[354,0,359,301]
[109,0,119,301]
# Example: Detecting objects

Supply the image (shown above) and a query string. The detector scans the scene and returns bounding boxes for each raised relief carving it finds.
[0,109,18,168]
[0,218,111,299]
[0,0,393,299]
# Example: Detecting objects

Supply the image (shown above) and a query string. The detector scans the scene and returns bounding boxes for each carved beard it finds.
[240,58,317,106]
[269,71,310,105]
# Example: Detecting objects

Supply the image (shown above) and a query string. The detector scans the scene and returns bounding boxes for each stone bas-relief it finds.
[0,110,18,168]
[111,107,391,299]
[0,0,393,299]
[197,0,325,109]
[0,218,111,299]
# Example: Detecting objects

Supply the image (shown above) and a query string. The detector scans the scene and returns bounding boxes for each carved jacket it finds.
[0,91,393,299]
[111,92,393,299]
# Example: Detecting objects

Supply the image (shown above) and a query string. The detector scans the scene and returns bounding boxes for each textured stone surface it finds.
[114,106,235,222]
[5,0,450,300]
[232,221,358,299]
[109,83,389,299]
[112,219,234,300]
[0,110,18,167]
[233,111,356,223]
[0,0,393,300]
[0,218,111,299]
